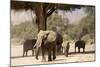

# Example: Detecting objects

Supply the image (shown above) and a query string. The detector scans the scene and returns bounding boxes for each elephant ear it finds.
[45,31,57,42]
[35,30,48,48]
[34,30,44,48]
[34,30,57,48]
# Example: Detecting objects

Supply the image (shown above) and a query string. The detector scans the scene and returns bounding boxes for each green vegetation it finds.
[11,21,38,39]
[11,7,95,44]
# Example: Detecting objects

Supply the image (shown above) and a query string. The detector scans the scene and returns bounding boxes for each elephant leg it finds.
[65,48,69,57]
[48,49,52,61]
[65,48,67,56]
[66,51,68,57]
[59,45,62,55]
[26,50,28,56]
[41,46,46,62]
[23,51,25,57]
[56,46,58,55]
[32,49,34,56]
[53,47,56,60]
[57,45,60,55]
[75,47,76,53]
[78,47,80,53]
[83,48,85,53]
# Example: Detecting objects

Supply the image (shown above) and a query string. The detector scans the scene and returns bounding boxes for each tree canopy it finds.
[11,1,95,41]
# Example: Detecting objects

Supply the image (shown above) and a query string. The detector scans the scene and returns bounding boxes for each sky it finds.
[57,8,87,24]
[11,7,87,25]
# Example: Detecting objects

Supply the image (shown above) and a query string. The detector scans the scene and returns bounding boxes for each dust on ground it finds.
[11,43,95,66]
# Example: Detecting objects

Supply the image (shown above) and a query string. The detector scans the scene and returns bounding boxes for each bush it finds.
[63,34,72,41]
[11,21,38,39]
[81,33,95,42]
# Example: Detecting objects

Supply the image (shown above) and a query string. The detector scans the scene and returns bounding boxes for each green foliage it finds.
[63,34,72,41]
[81,33,95,41]
[47,14,63,28]
[67,23,80,39]
[79,14,95,34]
[11,21,38,39]
[11,7,95,42]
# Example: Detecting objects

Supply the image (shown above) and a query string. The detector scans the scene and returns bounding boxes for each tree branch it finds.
[46,7,56,17]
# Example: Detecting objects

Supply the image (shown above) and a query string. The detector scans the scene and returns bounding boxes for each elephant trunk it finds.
[34,38,42,60]
[35,47,40,60]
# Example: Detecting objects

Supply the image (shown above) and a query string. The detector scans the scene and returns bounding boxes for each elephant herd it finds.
[23,30,86,62]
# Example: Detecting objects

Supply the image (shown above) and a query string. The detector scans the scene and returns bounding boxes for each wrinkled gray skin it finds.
[56,33,63,55]
[75,40,85,53]
[23,39,36,57]
[62,42,70,57]
[34,30,57,61]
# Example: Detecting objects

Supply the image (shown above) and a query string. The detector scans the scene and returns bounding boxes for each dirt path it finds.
[11,44,95,66]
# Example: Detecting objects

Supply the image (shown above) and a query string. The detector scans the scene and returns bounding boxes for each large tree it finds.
[11,1,83,32]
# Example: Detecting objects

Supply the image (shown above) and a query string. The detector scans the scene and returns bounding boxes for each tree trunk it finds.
[35,3,47,32]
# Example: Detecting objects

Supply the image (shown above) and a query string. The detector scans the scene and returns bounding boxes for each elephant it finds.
[56,33,63,55]
[75,40,85,53]
[23,39,36,57]
[34,30,57,61]
[61,41,70,57]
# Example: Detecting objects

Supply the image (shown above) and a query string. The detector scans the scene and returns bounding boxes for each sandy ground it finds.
[11,43,95,66]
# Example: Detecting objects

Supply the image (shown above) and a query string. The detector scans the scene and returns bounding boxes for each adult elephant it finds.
[75,40,86,53]
[23,39,36,57]
[34,30,57,61]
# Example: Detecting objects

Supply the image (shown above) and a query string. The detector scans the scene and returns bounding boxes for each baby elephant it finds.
[62,41,70,57]
[75,40,85,53]
[23,39,36,57]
